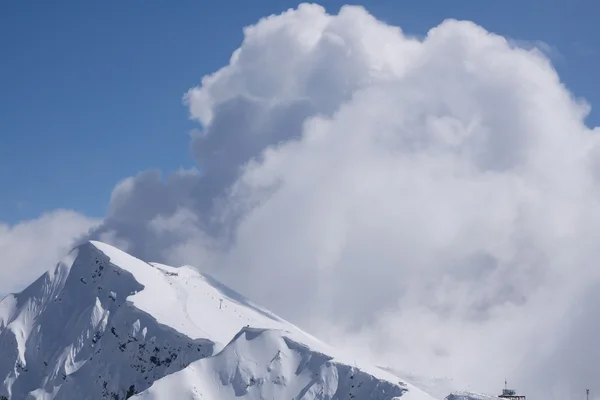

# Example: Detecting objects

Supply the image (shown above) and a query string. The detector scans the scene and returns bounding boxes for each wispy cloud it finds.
[507,37,563,63]
[0,211,99,293]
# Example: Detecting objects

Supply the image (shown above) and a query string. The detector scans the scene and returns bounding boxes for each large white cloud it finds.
[12,3,598,398]
[0,210,99,294]
[179,5,600,397]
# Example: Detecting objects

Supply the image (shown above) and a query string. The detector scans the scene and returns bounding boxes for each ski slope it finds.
[0,240,439,399]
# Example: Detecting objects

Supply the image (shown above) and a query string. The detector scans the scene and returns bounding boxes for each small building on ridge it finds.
[498,380,526,400]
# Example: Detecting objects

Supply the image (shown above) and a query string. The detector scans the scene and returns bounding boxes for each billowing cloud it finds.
[10,3,599,398]
[0,210,99,294]
[176,6,600,396]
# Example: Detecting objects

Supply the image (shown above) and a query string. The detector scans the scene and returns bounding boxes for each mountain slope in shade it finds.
[0,241,437,400]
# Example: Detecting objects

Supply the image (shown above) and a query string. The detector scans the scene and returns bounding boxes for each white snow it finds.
[89,241,304,345]
[446,392,502,400]
[0,240,442,399]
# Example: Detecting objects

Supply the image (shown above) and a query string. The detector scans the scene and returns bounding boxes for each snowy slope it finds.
[0,241,439,400]
[378,369,507,400]
[445,392,502,400]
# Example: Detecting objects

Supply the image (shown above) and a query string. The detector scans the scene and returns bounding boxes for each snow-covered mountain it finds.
[0,240,441,399]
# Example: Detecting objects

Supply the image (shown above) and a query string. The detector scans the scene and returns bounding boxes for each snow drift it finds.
[0,241,437,399]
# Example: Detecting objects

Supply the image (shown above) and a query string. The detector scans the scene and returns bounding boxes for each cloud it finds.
[0,210,99,294]
[9,3,598,398]
[170,5,600,396]
[180,7,600,396]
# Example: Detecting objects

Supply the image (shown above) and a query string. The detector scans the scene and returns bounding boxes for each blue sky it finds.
[1,0,597,224]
